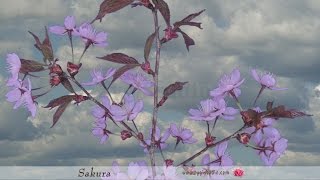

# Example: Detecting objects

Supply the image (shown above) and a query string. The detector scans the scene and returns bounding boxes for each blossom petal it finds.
[170,123,179,137]
[274,138,288,155]
[132,100,144,114]
[64,16,76,30]
[49,26,66,35]
[215,141,228,157]
[100,134,109,144]
[95,32,107,43]
[6,88,21,102]
[201,154,211,165]
[251,69,261,83]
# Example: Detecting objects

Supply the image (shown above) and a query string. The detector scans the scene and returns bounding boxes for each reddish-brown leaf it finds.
[44,95,75,109]
[92,0,134,23]
[28,27,54,64]
[240,109,260,125]
[97,53,139,64]
[51,99,72,128]
[152,0,170,26]
[41,27,54,62]
[268,105,312,119]
[144,29,158,62]
[28,31,42,51]
[163,82,188,97]
[174,9,205,29]
[176,28,195,51]
[20,59,46,73]
[174,22,203,29]
[60,77,76,94]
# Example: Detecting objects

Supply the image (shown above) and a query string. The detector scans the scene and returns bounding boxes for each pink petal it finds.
[230,69,241,83]
[6,89,21,102]
[180,129,193,140]
[105,68,116,79]
[101,96,111,109]
[95,32,107,43]
[139,87,154,96]
[49,26,66,35]
[201,154,211,165]
[251,69,261,82]
[132,100,143,114]
[170,123,179,137]
[215,141,228,157]
[100,135,109,144]
[64,16,76,30]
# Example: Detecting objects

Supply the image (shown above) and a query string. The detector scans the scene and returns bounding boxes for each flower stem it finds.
[120,85,132,103]
[150,8,161,177]
[177,124,247,166]
[253,86,265,106]
[236,102,243,111]
[211,117,218,133]
[206,121,210,134]
[132,120,139,133]
[68,32,74,63]
[78,43,90,64]
[101,81,115,103]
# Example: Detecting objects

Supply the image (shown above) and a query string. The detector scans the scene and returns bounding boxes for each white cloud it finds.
[0,0,68,18]
[278,151,320,165]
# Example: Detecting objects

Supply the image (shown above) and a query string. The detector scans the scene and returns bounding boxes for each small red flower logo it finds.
[233,168,244,177]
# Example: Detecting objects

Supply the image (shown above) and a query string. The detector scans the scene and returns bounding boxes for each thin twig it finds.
[150,8,161,177]
[177,124,247,166]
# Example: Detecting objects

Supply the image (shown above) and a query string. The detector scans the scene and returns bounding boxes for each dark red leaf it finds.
[44,95,75,109]
[174,22,203,29]
[60,77,76,94]
[20,59,46,73]
[92,0,134,23]
[152,0,170,26]
[267,105,312,119]
[109,64,140,87]
[163,81,188,97]
[28,27,54,64]
[144,29,158,62]
[41,27,54,62]
[240,109,259,125]
[28,31,42,51]
[173,9,205,29]
[97,53,139,64]
[51,99,72,128]
[176,28,195,51]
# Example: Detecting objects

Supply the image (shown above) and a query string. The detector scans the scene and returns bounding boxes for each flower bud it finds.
[164,26,178,41]
[141,61,154,75]
[237,133,251,144]
[50,63,63,75]
[67,62,82,77]
[121,130,132,140]
[137,132,144,141]
[205,133,215,146]
[50,75,61,86]
[165,159,174,167]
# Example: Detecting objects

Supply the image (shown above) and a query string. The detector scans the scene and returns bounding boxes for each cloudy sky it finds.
[0,0,320,167]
